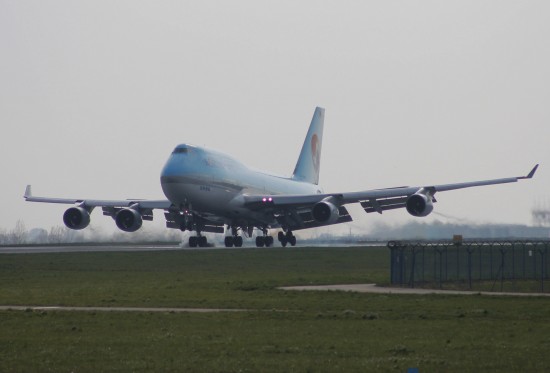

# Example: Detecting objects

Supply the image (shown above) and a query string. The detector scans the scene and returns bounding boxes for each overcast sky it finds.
[1,1,548,235]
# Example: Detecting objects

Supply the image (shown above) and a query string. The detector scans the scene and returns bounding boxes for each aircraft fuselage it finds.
[160,144,320,225]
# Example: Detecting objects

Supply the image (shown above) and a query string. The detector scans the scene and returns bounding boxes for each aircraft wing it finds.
[24,185,227,233]
[24,185,172,210]
[243,164,539,228]
[24,185,173,230]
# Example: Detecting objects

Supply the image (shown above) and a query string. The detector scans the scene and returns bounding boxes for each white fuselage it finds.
[160,144,321,225]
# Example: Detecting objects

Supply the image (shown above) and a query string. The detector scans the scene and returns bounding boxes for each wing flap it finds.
[164,211,225,233]
[276,206,352,231]
[360,196,409,214]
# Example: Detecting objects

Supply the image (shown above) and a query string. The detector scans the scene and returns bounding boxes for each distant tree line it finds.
[365,220,550,241]
[0,220,183,245]
[2,218,549,246]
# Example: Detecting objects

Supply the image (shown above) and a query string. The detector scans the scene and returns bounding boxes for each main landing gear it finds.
[255,235,274,247]
[224,226,243,248]
[278,231,296,247]
[189,234,207,248]
[255,227,274,247]
[224,235,243,248]
[222,225,296,248]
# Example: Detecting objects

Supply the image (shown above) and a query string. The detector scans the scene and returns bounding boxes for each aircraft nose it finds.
[161,152,181,176]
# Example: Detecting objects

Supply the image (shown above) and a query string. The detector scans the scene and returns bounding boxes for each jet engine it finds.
[312,199,340,224]
[115,208,143,232]
[406,193,434,217]
[63,207,91,230]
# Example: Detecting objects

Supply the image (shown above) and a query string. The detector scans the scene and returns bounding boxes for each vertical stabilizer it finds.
[291,107,325,185]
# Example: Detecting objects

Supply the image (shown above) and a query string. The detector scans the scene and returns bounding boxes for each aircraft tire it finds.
[199,236,207,247]
[224,236,234,247]
[265,236,274,247]
[234,236,243,247]
[256,236,265,247]
[189,236,198,248]
[289,235,297,246]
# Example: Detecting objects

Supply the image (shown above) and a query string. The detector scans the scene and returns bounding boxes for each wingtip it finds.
[24,185,32,199]
[521,164,539,179]
[527,164,539,179]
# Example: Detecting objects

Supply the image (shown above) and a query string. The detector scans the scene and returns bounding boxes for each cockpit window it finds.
[172,147,188,154]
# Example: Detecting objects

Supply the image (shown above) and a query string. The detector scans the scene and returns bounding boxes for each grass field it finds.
[1,246,550,372]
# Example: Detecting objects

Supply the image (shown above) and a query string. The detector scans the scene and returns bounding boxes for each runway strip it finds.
[280,283,550,297]
[0,305,249,313]
[0,245,184,254]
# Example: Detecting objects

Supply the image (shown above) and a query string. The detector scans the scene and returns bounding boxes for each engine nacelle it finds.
[115,209,143,232]
[63,207,91,230]
[312,200,340,224]
[406,193,434,217]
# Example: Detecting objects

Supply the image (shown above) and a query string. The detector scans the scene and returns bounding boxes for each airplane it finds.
[24,107,538,248]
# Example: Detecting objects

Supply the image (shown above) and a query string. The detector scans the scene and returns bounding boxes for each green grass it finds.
[0,247,388,310]
[1,246,550,372]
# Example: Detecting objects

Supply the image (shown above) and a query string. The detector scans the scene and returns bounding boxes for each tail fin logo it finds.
[292,107,324,185]
[311,134,320,175]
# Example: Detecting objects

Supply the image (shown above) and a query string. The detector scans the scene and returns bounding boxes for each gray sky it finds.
[1,1,548,234]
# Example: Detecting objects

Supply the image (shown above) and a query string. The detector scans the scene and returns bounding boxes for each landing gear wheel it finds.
[256,236,265,247]
[265,236,274,247]
[278,231,296,247]
[278,231,288,247]
[234,236,243,247]
[198,236,207,247]
[224,236,234,248]
[288,234,296,247]
[189,236,198,247]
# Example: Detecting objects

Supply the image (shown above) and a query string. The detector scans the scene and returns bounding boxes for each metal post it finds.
[444,246,448,282]
[521,242,527,280]
[467,244,474,290]
[409,247,416,288]
[422,246,425,284]
[500,247,506,292]
[490,243,493,280]
[478,243,482,280]
[436,247,443,289]
[540,248,545,293]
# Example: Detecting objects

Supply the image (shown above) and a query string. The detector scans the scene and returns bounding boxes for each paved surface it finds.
[0,242,379,254]
[0,245,185,254]
[0,305,249,313]
[280,283,550,297]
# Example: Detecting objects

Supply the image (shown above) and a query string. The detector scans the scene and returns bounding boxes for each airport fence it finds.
[388,240,550,293]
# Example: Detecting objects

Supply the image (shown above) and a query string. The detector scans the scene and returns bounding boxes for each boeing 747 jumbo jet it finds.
[25,107,538,247]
